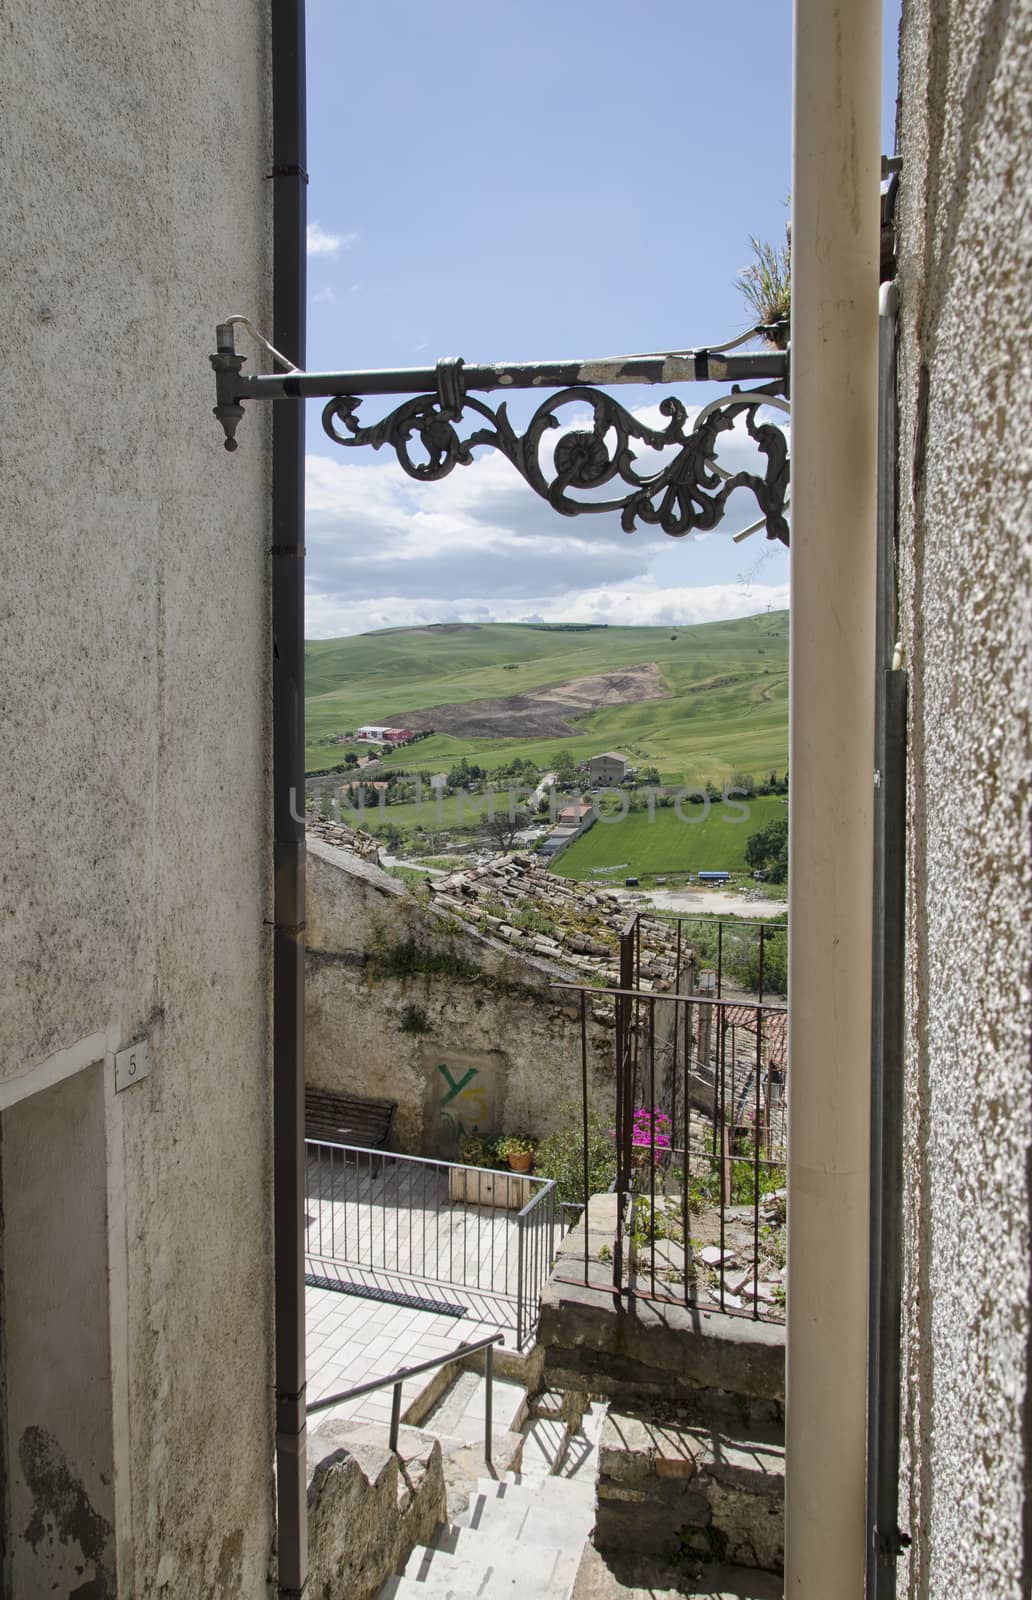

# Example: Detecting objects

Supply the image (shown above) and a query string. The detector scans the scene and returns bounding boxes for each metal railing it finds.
[553,980,787,1323]
[515,1177,557,1346]
[305,1141,557,1345]
[307,1332,504,1465]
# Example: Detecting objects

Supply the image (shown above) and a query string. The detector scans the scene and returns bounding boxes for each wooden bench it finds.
[304,1088,397,1159]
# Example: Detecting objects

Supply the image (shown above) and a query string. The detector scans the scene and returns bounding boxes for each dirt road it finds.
[608,885,787,919]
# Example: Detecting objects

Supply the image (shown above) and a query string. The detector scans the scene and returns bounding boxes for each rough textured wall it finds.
[0,3,274,1593]
[306,841,619,1157]
[3,1068,116,1596]
[895,1,1032,1593]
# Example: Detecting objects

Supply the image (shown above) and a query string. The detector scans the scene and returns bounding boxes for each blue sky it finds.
[302,1,901,638]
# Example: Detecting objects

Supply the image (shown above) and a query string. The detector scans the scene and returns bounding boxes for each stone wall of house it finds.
[0,3,275,1592]
[306,839,633,1158]
[895,1,1032,1593]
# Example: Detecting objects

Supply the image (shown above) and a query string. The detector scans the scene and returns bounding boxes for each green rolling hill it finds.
[305,611,788,789]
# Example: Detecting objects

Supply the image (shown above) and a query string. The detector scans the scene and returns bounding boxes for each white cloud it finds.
[307,222,358,257]
[303,396,790,637]
[312,285,337,304]
[304,580,790,640]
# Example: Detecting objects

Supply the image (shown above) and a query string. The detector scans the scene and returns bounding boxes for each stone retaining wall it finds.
[595,1409,784,1574]
[539,1196,785,1428]
[306,1421,446,1600]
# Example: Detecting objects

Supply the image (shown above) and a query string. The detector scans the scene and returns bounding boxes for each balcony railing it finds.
[304,1141,557,1346]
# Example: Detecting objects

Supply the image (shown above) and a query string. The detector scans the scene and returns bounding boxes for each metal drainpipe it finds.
[785,0,881,1593]
[865,281,910,1596]
[270,2,308,1595]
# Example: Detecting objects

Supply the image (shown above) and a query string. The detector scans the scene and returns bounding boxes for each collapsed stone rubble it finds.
[425,852,683,990]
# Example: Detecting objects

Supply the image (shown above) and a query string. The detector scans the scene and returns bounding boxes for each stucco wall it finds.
[895,1,1032,1592]
[0,3,274,1593]
[306,841,619,1158]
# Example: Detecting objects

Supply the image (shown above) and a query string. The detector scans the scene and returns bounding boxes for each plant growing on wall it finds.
[630,1106,673,1159]
[737,222,791,348]
[399,1004,431,1035]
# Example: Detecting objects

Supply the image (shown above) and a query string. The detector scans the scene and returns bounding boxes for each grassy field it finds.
[554,794,787,880]
[311,787,516,837]
[305,612,788,786]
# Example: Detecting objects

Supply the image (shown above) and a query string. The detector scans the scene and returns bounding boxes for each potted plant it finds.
[496,1134,536,1173]
[457,1130,498,1169]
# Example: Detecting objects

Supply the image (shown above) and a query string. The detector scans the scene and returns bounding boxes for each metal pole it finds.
[389,1383,402,1454]
[230,348,788,402]
[270,3,308,1595]
[485,1341,494,1467]
[516,1218,525,1348]
[580,991,590,1287]
[786,0,881,1592]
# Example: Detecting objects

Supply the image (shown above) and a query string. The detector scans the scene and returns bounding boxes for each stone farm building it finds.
[586,751,632,785]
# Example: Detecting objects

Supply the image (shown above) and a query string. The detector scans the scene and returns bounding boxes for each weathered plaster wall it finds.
[306,840,619,1158]
[3,1067,116,1597]
[895,1,1032,1593]
[0,3,274,1593]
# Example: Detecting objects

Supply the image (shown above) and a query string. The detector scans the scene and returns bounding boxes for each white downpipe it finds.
[786,2,882,1594]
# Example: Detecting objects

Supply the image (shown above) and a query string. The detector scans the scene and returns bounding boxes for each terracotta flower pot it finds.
[507,1150,533,1173]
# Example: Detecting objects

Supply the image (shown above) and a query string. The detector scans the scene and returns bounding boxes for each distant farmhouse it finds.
[539,799,596,861]
[587,751,633,785]
[355,723,414,745]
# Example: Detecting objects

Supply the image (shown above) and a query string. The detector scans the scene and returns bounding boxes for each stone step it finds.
[459,1487,594,1548]
[557,1399,607,1481]
[383,1575,574,1600]
[527,1386,570,1420]
[518,1414,568,1476]
[376,1455,597,1599]
[422,1370,528,1442]
[474,1472,596,1508]
[403,1530,580,1595]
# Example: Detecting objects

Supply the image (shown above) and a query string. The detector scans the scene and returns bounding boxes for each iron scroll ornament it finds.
[322,381,790,545]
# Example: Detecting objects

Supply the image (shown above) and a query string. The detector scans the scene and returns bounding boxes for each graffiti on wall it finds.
[421,1046,507,1152]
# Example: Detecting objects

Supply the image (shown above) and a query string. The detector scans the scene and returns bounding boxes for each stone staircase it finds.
[376,1384,604,1599]
[372,1372,785,1600]
[380,1472,596,1598]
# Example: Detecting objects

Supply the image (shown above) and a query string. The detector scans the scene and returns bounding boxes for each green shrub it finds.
[534,1108,617,1206]
[511,902,556,937]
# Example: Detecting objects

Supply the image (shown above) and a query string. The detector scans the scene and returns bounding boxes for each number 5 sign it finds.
[115,1039,152,1093]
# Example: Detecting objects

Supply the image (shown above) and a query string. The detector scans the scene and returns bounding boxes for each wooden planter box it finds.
[448,1167,534,1210]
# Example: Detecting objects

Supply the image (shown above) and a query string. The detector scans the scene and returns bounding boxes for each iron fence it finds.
[304,1141,557,1346]
[554,978,787,1323]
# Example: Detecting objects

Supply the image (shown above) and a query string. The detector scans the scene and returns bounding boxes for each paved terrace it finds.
[304,1149,549,1428]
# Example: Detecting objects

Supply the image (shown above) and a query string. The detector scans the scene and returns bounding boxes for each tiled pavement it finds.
[305,1281,513,1431]
[304,1147,555,1431]
[305,1145,545,1303]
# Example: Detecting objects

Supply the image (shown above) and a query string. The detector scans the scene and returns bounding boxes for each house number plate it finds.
[115,1039,152,1093]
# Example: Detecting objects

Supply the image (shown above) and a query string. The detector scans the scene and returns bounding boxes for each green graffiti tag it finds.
[437,1061,477,1104]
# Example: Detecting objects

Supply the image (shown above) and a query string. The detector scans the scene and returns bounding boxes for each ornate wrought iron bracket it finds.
[212,324,790,544]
